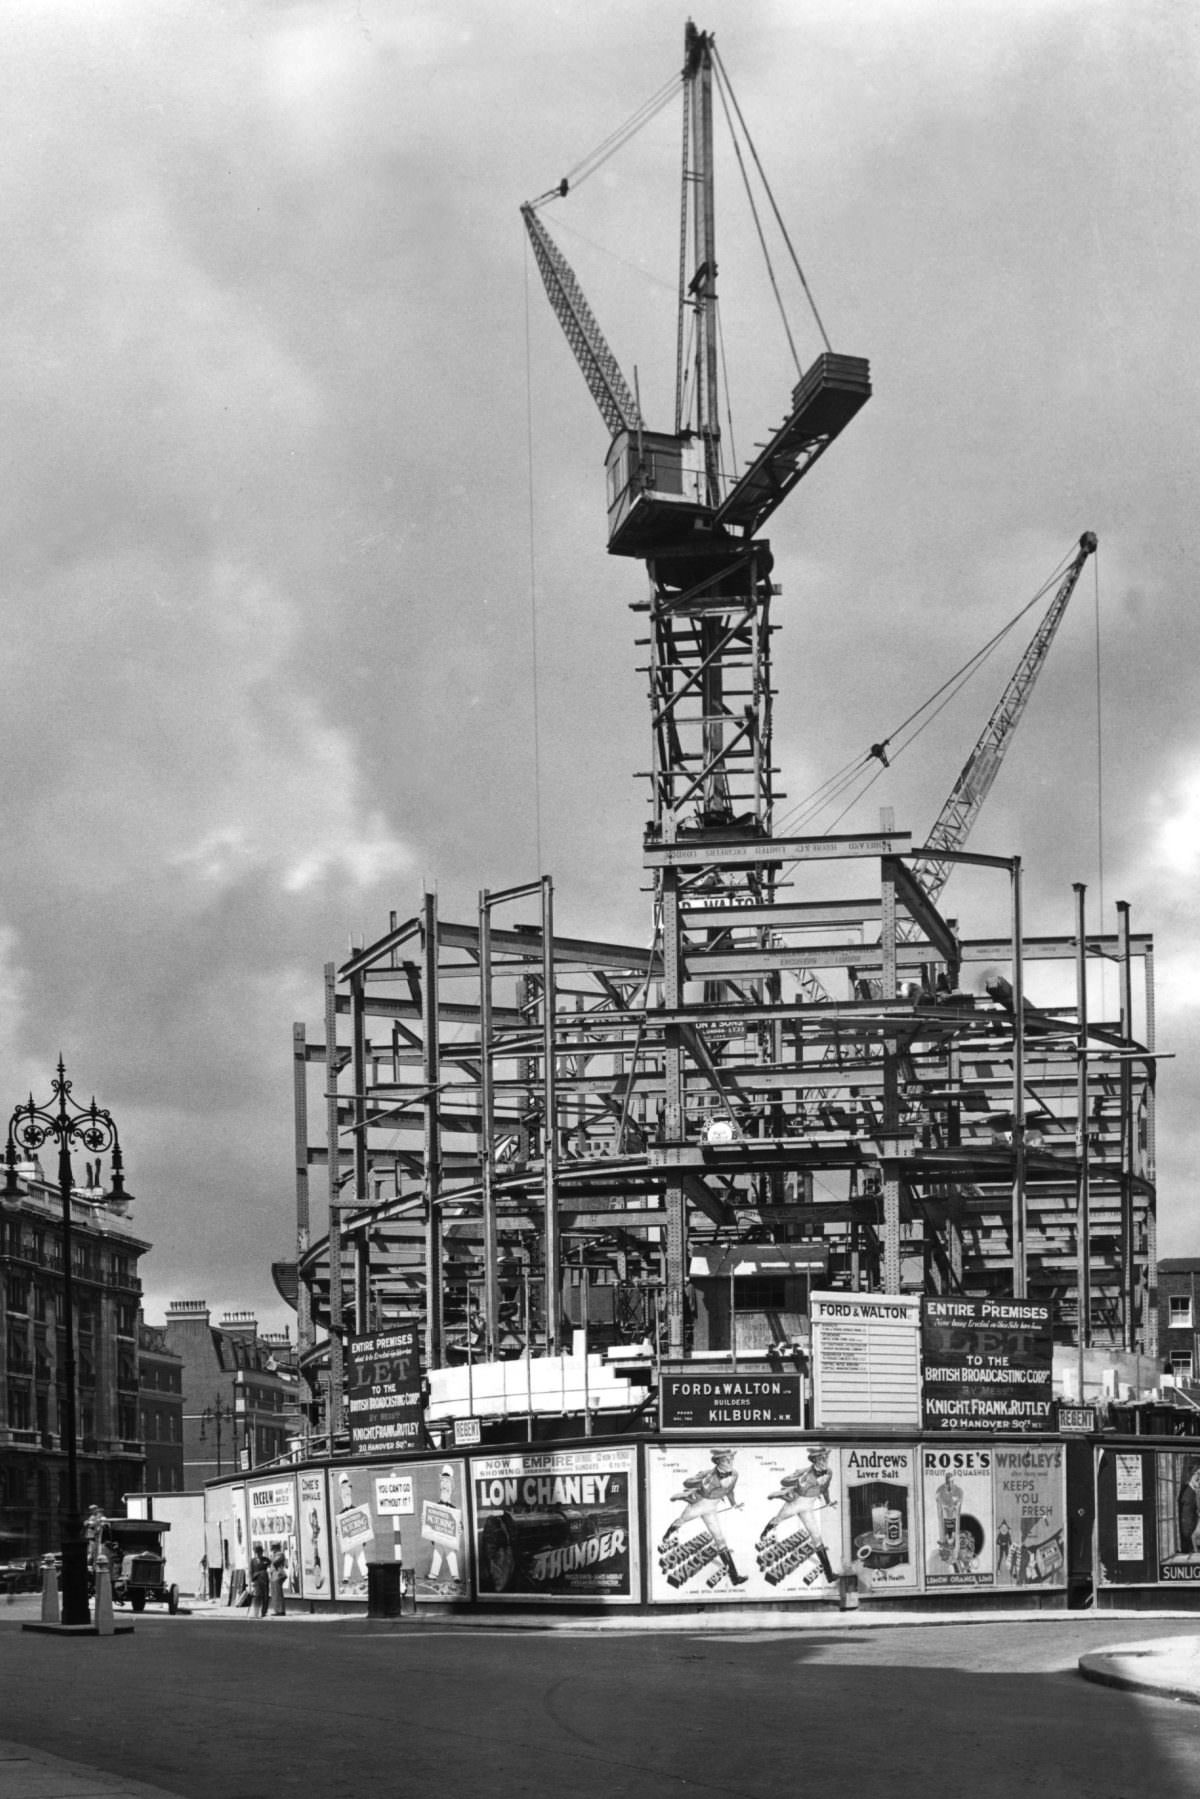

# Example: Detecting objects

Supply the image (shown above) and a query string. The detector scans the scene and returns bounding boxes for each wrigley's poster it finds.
[993,1444,1065,1589]
[921,1447,995,1588]
[841,1444,917,1593]
[473,1448,638,1603]
[330,1460,469,1602]
[647,1443,842,1603]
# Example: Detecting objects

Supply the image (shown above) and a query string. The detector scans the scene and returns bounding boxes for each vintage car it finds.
[92,1517,179,1613]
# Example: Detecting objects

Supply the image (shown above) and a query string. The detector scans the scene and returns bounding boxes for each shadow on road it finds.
[1,1616,1197,1799]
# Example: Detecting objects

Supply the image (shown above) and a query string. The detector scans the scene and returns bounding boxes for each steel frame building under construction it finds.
[287,25,1157,1438]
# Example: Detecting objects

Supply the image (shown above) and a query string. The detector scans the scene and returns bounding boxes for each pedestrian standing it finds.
[268,1546,287,1617]
[249,1547,270,1618]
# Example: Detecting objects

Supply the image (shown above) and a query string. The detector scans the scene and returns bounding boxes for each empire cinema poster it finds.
[473,1447,639,1603]
[646,1443,843,1603]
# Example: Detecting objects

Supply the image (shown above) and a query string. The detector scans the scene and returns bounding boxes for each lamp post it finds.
[199,1399,236,1478]
[2,1057,132,1628]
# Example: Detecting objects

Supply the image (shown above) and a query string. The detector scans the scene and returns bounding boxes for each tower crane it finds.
[521,24,870,568]
[909,530,1098,909]
[523,23,870,852]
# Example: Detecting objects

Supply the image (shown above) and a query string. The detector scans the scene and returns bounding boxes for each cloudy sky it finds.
[2,0,1197,1332]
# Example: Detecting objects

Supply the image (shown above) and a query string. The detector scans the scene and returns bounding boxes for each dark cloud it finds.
[1,0,1196,1326]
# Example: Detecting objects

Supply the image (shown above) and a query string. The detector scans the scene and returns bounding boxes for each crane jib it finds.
[713,354,872,537]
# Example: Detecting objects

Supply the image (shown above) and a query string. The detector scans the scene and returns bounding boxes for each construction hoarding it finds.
[472,1447,639,1603]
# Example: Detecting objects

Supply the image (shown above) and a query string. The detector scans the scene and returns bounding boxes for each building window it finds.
[7,1384,32,1430]
[1170,1351,1194,1383]
[1169,1295,1194,1330]
[5,1274,27,1314]
[734,1277,789,1311]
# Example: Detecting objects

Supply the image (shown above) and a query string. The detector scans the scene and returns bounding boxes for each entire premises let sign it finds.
[810,1291,922,1430]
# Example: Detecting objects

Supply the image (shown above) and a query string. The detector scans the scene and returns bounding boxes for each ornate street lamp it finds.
[199,1399,236,1478]
[2,1057,133,1628]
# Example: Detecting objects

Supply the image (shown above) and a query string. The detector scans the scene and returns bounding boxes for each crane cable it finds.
[712,59,804,381]
[774,543,1079,841]
[522,230,546,875]
[1093,543,1105,922]
[711,43,833,356]
[526,73,682,210]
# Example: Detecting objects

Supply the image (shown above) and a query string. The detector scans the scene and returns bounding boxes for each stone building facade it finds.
[160,1301,296,1486]
[137,1320,184,1494]
[0,1174,146,1557]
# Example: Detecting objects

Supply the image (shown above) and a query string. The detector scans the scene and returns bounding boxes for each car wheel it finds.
[167,1584,179,1615]
[130,1591,146,1613]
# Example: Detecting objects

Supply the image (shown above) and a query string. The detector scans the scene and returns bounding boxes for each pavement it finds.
[1077,1632,1200,1705]
[3,1589,1200,1798]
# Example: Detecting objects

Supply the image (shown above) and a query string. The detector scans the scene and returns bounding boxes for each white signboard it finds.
[810,1291,922,1428]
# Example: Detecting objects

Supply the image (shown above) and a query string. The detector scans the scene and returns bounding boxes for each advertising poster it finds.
[646,1443,842,1603]
[1156,1450,1200,1586]
[1096,1447,1157,1586]
[227,1484,248,1574]
[246,1476,301,1595]
[330,1461,470,1602]
[297,1470,332,1600]
[921,1299,1053,1433]
[921,1446,995,1588]
[992,1445,1065,1589]
[841,1444,918,1594]
[473,1447,638,1603]
[203,1483,245,1598]
[346,1325,424,1454]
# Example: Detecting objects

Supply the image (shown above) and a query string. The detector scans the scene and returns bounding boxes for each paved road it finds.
[3,1612,1200,1798]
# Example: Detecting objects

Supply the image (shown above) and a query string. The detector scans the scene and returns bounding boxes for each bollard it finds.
[838,1572,860,1612]
[40,1556,60,1626]
[94,1553,115,1636]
